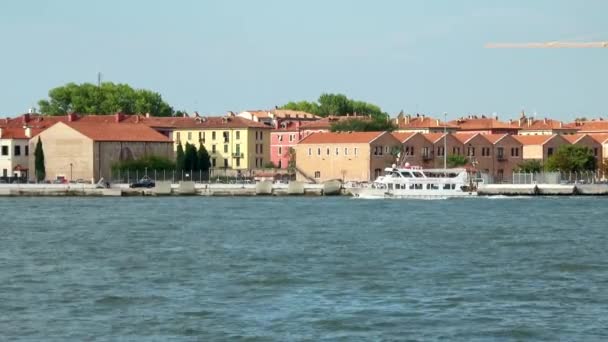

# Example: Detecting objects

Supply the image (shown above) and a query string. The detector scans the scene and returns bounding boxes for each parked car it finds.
[130,176,155,188]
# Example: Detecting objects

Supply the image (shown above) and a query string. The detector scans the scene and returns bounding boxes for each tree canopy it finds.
[330,118,395,132]
[34,138,45,181]
[38,82,174,116]
[280,93,388,120]
[545,145,596,172]
[517,160,543,173]
[447,155,468,168]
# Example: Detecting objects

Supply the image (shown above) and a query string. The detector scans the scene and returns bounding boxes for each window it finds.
[212,145,216,153]
[548,147,554,156]
[344,148,349,155]
[212,158,217,167]
[187,132,192,141]
[453,147,460,155]
[212,131,216,140]
[224,144,228,153]
[497,147,504,159]
[422,147,430,158]
[279,147,282,155]
[317,148,321,156]
[198,132,203,141]
[278,160,282,168]
[1,146,8,156]
[260,131,263,140]
[335,147,339,156]
[14,145,21,156]
[594,148,598,156]
[481,147,490,157]
[236,158,240,167]
[437,146,444,157]
[260,144,263,154]
[224,159,228,168]
[467,147,475,156]
[278,134,283,142]
[314,171,321,178]
[176,132,181,141]
[25,146,29,156]
[354,147,358,156]
[236,131,240,140]
[235,144,241,154]
[385,146,389,154]
[223,131,229,143]
[511,147,519,157]
[289,134,294,142]
[326,148,330,156]
[2,169,6,177]
[308,148,312,156]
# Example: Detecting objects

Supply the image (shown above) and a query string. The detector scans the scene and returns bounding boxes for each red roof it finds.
[395,115,457,129]
[0,127,43,139]
[391,132,416,143]
[63,122,172,142]
[519,118,577,131]
[589,133,608,144]
[422,133,447,143]
[299,115,372,130]
[484,134,509,144]
[450,117,518,130]
[513,134,557,145]
[298,131,386,144]
[452,133,479,144]
[570,120,608,133]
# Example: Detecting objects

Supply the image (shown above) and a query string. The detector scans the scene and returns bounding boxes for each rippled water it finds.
[1,196,608,341]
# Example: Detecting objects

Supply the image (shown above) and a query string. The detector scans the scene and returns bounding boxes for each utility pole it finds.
[443,112,447,169]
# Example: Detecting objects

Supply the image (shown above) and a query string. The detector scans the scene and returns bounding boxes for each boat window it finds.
[413,172,424,178]
[443,184,452,190]
[388,184,394,190]
[452,184,456,190]
[400,172,412,178]
[392,172,401,178]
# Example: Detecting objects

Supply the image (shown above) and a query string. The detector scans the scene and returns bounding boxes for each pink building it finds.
[270,122,302,168]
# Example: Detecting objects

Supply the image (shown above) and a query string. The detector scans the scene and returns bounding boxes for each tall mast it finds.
[443,112,447,169]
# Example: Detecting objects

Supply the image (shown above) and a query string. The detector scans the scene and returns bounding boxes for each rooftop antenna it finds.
[97,72,102,87]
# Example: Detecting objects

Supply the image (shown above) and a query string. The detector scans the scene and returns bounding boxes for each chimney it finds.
[22,113,31,124]
[25,127,32,138]
[115,112,125,123]
[194,111,200,117]
[67,113,78,122]
[527,117,532,127]
[543,118,547,124]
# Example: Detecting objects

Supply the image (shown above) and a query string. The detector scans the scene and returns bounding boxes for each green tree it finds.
[280,93,387,119]
[447,155,468,168]
[197,143,211,172]
[183,143,198,171]
[545,145,596,172]
[37,82,174,116]
[517,159,543,173]
[176,143,185,172]
[287,147,296,173]
[34,138,45,181]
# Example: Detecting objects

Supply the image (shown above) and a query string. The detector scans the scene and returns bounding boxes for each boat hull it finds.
[348,188,477,199]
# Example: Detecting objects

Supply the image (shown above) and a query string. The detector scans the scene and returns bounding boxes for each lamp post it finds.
[69,163,73,182]
[443,112,448,169]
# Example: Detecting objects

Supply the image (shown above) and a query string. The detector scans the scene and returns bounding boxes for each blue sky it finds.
[1,0,607,120]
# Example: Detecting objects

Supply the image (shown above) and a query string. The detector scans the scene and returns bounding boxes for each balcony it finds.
[497,155,507,162]
[232,152,244,158]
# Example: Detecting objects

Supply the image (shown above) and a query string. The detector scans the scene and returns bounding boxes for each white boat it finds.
[349,164,477,199]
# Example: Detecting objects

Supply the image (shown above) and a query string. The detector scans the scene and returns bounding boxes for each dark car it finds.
[129,176,155,188]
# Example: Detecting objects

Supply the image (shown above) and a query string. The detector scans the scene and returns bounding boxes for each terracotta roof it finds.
[0,127,43,139]
[450,117,518,130]
[391,132,416,143]
[519,118,577,131]
[299,115,372,130]
[242,110,272,119]
[76,114,270,129]
[484,134,509,144]
[563,134,589,144]
[63,122,172,142]
[395,115,458,129]
[589,133,608,144]
[422,133,447,144]
[452,133,478,144]
[298,131,386,144]
[513,134,557,145]
[570,120,608,133]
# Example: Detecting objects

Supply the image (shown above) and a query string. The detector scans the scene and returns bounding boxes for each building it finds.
[0,127,38,181]
[450,115,520,135]
[563,134,603,165]
[391,132,433,167]
[295,131,400,183]
[421,133,466,168]
[270,122,300,169]
[171,115,271,170]
[571,119,608,134]
[516,113,578,135]
[28,122,173,182]
[238,109,320,128]
[393,113,458,133]
[484,134,524,182]
[299,115,373,138]
[513,134,570,162]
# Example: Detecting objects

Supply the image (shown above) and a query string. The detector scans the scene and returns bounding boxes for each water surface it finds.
[1,197,607,341]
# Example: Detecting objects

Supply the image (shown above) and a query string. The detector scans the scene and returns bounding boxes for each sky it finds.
[1,0,607,121]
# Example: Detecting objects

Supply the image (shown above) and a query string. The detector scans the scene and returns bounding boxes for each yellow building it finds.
[172,116,271,170]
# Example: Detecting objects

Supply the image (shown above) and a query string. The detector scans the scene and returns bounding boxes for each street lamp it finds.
[443,112,448,170]
[69,163,73,182]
